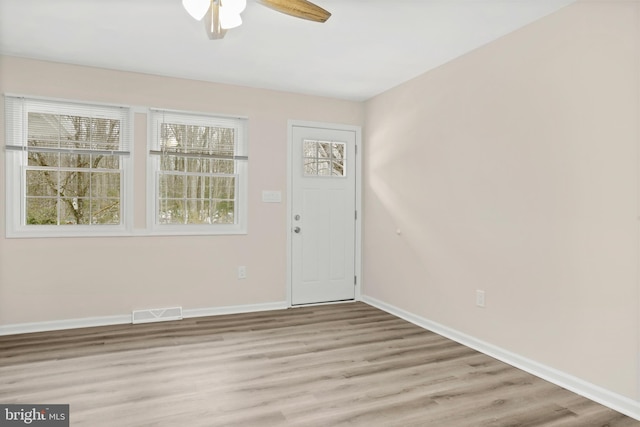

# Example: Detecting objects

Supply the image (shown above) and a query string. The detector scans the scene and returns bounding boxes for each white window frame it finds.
[147,109,248,235]
[4,95,133,238]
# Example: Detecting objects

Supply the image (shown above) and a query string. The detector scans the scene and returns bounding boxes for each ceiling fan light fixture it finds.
[182,0,210,20]
[221,0,247,14]
[203,0,227,39]
[220,10,243,29]
[193,0,330,40]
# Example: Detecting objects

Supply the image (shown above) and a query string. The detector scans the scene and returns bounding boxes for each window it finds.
[4,96,132,237]
[303,140,346,177]
[148,110,248,235]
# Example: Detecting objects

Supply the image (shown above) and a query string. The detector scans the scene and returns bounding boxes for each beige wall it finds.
[2,0,639,408]
[363,1,639,400]
[0,56,363,325]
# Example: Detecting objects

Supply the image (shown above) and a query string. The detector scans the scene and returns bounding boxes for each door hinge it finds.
[355,210,358,220]
[354,275,357,285]
[355,145,358,155]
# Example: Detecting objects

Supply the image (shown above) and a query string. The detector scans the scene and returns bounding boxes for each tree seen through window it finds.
[157,123,237,225]
[26,113,122,225]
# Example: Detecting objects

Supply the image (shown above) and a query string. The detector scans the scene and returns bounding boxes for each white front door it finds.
[290,124,357,305]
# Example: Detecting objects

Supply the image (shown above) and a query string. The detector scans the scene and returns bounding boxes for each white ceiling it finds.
[0,0,575,101]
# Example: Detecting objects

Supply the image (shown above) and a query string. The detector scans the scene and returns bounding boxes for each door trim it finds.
[286,120,362,307]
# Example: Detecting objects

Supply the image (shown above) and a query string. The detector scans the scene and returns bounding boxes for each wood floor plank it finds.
[0,302,637,426]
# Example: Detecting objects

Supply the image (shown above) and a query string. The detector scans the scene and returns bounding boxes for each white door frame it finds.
[287,120,362,306]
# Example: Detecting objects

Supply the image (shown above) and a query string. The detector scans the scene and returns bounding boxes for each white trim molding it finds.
[183,301,288,318]
[0,314,131,336]
[361,295,640,422]
[0,301,288,336]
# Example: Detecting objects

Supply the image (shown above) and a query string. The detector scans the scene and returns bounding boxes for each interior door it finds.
[291,125,356,305]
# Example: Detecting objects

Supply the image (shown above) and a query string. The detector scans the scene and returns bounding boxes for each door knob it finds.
[294,226,301,233]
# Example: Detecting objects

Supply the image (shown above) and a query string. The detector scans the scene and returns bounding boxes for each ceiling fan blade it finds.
[258,0,331,23]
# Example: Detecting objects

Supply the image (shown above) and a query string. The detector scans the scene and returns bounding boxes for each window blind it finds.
[149,109,247,161]
[4,95,131,156]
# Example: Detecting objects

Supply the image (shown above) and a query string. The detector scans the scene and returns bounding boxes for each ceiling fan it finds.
[182,0,331,40]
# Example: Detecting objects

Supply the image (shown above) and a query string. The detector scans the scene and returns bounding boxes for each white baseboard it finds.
[0,314,131,336]
[183,301,288,318]
[0,301,289,336]
[361,295,640,422]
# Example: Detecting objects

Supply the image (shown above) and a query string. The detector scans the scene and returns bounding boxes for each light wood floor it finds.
[0,302,637,426]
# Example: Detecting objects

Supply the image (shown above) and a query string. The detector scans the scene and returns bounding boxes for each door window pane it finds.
[302,140,346,177]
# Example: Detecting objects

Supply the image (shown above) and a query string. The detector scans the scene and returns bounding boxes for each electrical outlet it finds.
[238,266,247,279]
[476,290,486,308]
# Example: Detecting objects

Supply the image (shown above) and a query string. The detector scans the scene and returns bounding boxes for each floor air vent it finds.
[132,307,183,324]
